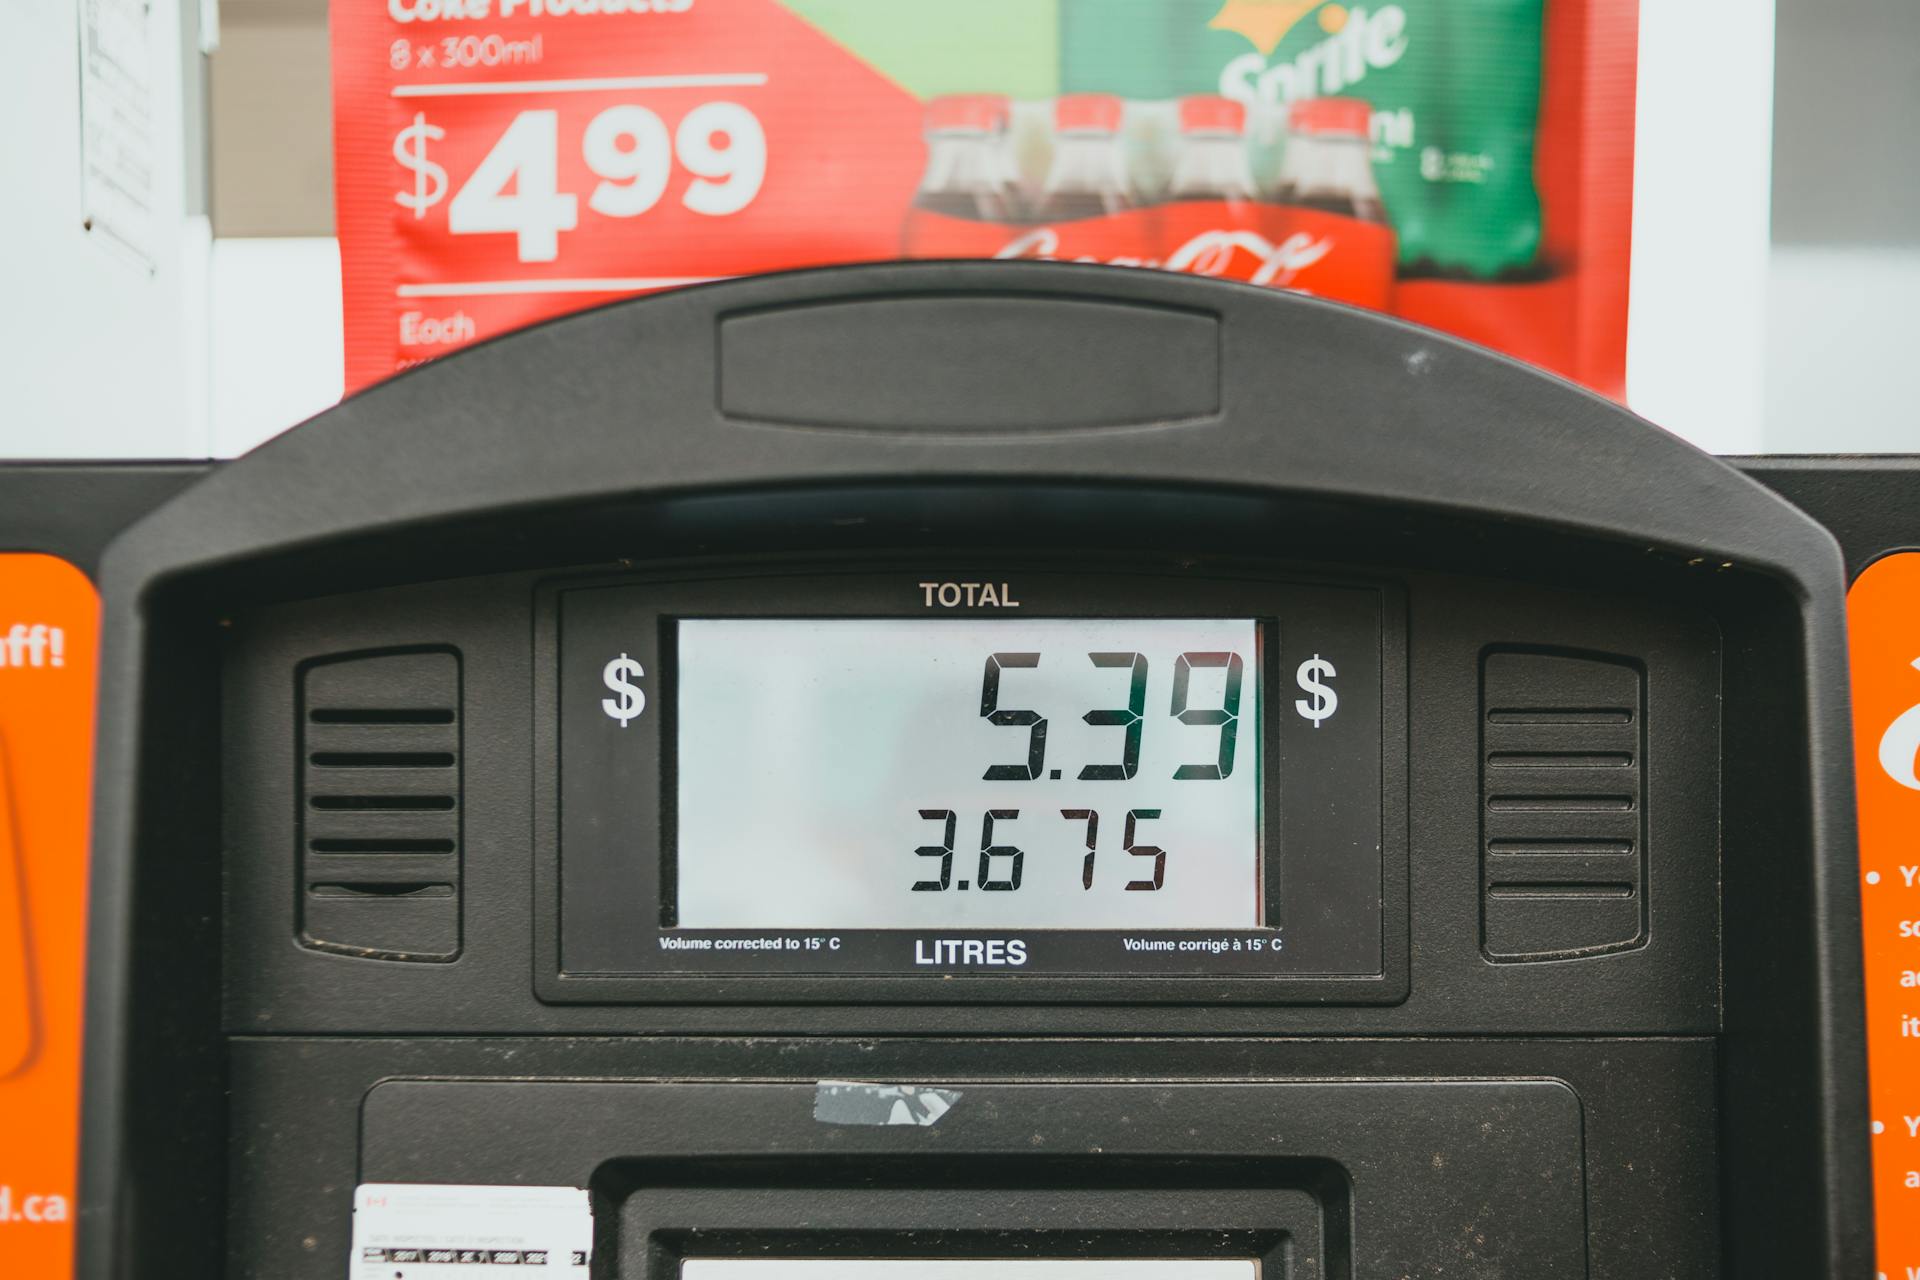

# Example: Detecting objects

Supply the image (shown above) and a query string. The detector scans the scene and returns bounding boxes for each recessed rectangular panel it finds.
[718,297,1220,430]
[683,1264,1257,1280]
[675,618,1261,931]
[1479,649,1647,961]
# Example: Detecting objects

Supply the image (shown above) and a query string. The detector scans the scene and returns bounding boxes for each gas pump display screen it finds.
[681,1263,1259,1279]
[550,571,1393,989]
[674,618,1262,931]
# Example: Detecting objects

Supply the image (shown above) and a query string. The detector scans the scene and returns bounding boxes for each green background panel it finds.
[1060,0,1256,98]
[778,0,1062,99]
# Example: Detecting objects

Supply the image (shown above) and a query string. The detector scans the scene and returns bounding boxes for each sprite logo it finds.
[1217,3,1410,106]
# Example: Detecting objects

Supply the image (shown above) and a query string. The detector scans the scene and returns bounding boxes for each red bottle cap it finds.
[1178,95,1247,135]
[1053,93,1125,134]
[1289,96,1374,137]
[924,93,1010,134]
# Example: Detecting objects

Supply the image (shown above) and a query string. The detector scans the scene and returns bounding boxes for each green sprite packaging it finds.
[1061,0,1547,278]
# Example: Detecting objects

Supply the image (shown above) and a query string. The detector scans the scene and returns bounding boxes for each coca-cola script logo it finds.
[994,224,1333,287]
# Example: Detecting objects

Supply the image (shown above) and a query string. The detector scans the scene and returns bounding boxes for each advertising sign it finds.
[0,556,97,1278]
[1847,551,1920,1277]
[333,0,1637,396]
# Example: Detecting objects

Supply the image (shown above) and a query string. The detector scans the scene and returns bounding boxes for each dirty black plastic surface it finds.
[361,1077,1586,1277]
[221,556,1716,1034]
[0,463,207,575]
[1740,456,1920,578]
[64,264,1871,1278]
[226,1036,1718,1280]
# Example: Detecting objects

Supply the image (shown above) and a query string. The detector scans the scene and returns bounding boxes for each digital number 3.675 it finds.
[912,807,1168,893]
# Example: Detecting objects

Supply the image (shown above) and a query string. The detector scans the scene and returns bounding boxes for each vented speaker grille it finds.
[298,649,461,960]
[1480,649,1646,961]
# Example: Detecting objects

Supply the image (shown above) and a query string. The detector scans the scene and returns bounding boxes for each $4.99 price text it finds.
[394,102,766,261]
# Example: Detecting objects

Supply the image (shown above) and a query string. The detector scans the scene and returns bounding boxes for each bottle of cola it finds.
[901,94,1023,259]
[1033,93,1135,222]
[1271,97,1388,223]
[1261,95,1398,310]
[1155,94,1281,283]
[1167,94,1257,203]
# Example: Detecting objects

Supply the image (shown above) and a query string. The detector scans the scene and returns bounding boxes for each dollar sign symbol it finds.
[393,111,448,218]
[601,653,646,727]
[1295,654,1338,727]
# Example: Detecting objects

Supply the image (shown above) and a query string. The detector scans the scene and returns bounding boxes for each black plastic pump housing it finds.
[75,263,1870,1277]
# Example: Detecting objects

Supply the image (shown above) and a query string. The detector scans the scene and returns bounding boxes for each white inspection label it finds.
[351,1184,591,1276]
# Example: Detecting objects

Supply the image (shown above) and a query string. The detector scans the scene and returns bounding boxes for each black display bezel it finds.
[536,560,1407,1004]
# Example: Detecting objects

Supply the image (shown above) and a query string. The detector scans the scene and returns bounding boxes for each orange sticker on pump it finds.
[1847,551,1920,1274]
[0,555,98,1273]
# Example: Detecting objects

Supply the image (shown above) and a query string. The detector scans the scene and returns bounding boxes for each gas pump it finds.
[23,264,1867,1277]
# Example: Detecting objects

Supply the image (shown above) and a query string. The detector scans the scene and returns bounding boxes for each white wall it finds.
[1625,0,1777,454]
[1764,247,1920,452]
[1760,0,1920,452]
[208,238,344,456]
[3,0,209,459]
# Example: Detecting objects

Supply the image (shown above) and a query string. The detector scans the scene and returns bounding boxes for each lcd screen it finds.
[673,618,1262,930]
[680,1264,1259,1280]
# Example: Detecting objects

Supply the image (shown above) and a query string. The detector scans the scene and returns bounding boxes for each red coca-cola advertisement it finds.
[333,0,1637,397]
